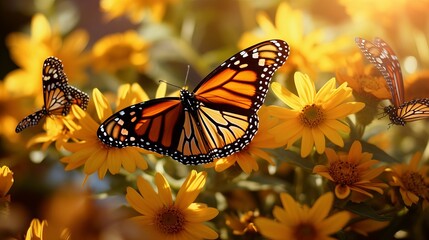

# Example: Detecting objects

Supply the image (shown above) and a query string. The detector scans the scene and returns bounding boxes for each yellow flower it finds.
[26,115,80,151]
[336,52,390,101]
[61,85,152,179]
[25,218,70,240]
[91,31,149,73]
[0,82,21,142]
[313,141,388,201]
[388,152,429,208]
[100,0,178,23]
[4,14,89,101]
[239,2,349,78]
[25,219,48,240]
[254,192,350,240]
[0,166,13,199]
[125,170,219,239]
[268,72,365,157]
[206,106,284,174]
[225,211,259,236]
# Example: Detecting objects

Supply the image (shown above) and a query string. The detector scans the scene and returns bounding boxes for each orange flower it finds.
[336,51,390,101]
[313,141,388,201]
[388,152,429,208]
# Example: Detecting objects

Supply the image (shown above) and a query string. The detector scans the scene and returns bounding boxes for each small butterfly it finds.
[98,40,290,165]
[15,56,89,133]
[355,37,429,126]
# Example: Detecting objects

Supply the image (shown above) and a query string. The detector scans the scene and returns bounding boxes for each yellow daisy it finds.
[239,2,349,78]
[387,152,429,208]
[4,14,89,101]
[313,141,388,201]
[268,72,365,157]
[206,106,284,174]
[26,115,79,151]
[24,218,70,240]
[101,0,178,23]
[25,219,48,240]
[0,166,13,200]
[254,192,350,240]
[91,31,149,73]
[61,85,151,179]
[125,170,219,239]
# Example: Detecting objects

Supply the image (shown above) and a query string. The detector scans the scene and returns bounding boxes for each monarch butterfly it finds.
[15,56,89,133]
[355,37,429,126]
[98,39,290,165]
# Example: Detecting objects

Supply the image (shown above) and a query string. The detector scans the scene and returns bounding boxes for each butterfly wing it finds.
[15,110,46,133]
[98,40,289,164]
[68,85,90,110]
[194,39,290,114]
[355,37,404,107]
[16,56,89,133]
[188,39,289,161]
[42,57,73,116]
[385,98,429,126]
[98,98,185,150]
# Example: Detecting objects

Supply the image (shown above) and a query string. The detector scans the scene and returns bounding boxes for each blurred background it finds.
[1,0,429,239]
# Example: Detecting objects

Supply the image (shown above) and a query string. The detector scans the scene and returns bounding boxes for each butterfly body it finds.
[355,37,429,126]
[384,98,429,126]
[15,57,89,133]
[98,39,289,164]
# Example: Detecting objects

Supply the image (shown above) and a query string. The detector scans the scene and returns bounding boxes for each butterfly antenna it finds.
[184,65,190,87]
[158,80,181,90]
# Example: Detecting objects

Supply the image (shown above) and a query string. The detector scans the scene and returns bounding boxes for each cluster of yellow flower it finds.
[1,0,429,240]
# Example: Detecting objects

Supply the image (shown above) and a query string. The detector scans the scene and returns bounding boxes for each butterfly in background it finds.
[355,37,429,126]
[98,39,290,165]
[15,56,89,133]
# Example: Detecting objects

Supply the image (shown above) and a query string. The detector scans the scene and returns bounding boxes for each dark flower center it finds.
[401,171,429,198]
[329,160,359,185]
[300,104,325,128]
[293,223,317,240]
[155,206,185,234]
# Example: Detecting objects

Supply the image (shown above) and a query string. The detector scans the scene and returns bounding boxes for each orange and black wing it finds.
[98,40,289,164]
[384,98,429,126]
[189,39,289,161]
[15,110,46,133]
[41,56,73,116]
[68,85,90,110]
[97,98,194,159]
[194,39,289,114]
[355,37,404,107]
[16,56,89,133]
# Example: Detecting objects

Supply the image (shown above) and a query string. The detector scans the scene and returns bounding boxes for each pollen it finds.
[401,171,429,198]
[155,206,186,234]
[299,104,325,128]
[329,160,359,186]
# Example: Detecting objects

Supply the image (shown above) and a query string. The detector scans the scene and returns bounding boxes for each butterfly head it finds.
[383,105,405,126]
[180,89,200,112]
